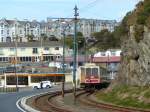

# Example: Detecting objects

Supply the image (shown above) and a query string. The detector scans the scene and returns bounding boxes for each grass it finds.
[96,85,150,110]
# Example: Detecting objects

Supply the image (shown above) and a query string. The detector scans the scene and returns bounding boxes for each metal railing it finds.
[0,87,17,93]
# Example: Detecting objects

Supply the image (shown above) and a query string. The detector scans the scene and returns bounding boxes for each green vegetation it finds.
[96,86,150,109]
[41,33,48,41]
[64,32,85,49]
[134,25,144,42]
[91,29,121,50]
[117,0,150,43]
[27,34,35,42]
[90,0,150,47]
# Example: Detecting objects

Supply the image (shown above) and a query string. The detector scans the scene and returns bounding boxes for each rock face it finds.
[117,26,150,86]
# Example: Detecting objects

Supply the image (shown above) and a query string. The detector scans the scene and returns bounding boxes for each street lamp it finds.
[14,35,19,91]
[84,38,87,63]
[61,21,68,97]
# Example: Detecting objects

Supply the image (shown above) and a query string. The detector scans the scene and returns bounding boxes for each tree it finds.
[13,35,20,42]
[41,33,48,41]
[77,32,83,36]
[49,35,58,41]
[64,32,85,49]
[65,36,73,49]
[91,29,120,50]
[27,35,34,42]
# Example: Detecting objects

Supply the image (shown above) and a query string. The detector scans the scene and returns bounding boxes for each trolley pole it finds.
[62,29,66,97]
[73,5,79,99]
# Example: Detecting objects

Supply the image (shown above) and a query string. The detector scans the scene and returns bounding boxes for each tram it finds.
[78,63,109,88]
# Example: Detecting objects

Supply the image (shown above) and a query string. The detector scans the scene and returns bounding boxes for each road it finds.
[0,84,72,112]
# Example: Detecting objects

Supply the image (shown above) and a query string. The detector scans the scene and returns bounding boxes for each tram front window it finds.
[92,68,98,78]
[86,68,91,78]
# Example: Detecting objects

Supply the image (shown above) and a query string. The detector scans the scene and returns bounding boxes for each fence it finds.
[0,87,17,93]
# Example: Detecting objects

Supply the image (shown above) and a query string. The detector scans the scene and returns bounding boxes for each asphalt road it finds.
[0,84,73,112]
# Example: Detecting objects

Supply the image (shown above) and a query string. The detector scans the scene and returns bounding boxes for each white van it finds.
[33,81,52,89]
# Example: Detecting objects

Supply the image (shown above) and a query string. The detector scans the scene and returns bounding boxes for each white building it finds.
[0,41,67,63]
[0,18,46,42]
[94,49,121,57]
[0,18,119,42]
[47,18,118,39]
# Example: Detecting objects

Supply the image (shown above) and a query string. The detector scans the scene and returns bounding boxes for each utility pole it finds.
[73,5,79,99]
[84,39,87,63]
[14,36,18,92]
[62,28,66,97]
[40,36,43,63]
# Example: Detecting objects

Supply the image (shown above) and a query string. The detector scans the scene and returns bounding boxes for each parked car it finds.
[33,81,52,89]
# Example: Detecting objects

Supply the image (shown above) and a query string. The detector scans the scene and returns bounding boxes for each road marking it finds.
[16,98,26,112]
[16,85,72,112]
[16,89,59,112]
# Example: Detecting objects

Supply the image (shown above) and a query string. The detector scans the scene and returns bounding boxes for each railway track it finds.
[32,89,79,112]
[76,90,150,112]
[31,89,150,112]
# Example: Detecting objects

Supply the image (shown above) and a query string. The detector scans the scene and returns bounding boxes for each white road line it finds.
[16,98,27,112]
[16,89,58,112]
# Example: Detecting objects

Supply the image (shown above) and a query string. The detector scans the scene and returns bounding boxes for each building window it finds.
[111,51,116,56]
[21,48,26,51]
[101,52,105,56]
[7,30,9,35]
[1,23,3,28]
[10,48,15,52]
[20,30,22,34]
[31,30,33,35]
[0,48,3,55]
[1,37,3,42]
[33,48,38,54]
[0,57,2,61]
[44,47,49,51]
[55,47,59,50]
[1,30,3,34]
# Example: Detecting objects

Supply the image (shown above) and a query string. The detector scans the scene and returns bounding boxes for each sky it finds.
[0,0,141,22]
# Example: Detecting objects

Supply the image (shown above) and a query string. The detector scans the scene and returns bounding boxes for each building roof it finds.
[40,22,47,28]
[92,56,120,63]
[6,20,15,25]
[56,55,120,63]
[0,42,62,48]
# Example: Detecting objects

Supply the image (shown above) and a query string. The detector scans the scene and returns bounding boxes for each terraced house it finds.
[0,18,118,42]
[0,41,67,63]
[0,18,47,42]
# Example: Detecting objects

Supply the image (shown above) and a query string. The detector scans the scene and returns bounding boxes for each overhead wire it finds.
[62,0,101,19]
[80,0,101,12]
[48,0,102,24]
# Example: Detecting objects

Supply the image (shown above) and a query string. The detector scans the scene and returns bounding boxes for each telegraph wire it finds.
[80,0,101,12]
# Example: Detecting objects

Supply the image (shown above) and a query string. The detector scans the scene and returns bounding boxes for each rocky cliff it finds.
[117,26,150,86]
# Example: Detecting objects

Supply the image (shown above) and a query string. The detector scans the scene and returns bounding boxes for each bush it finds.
[134,25,144,43]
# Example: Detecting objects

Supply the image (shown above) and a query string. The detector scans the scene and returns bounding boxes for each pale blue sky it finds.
[0,0,141,21]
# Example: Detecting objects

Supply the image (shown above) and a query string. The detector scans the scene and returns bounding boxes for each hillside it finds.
[95,0,150,109]
[115,0,150,86]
